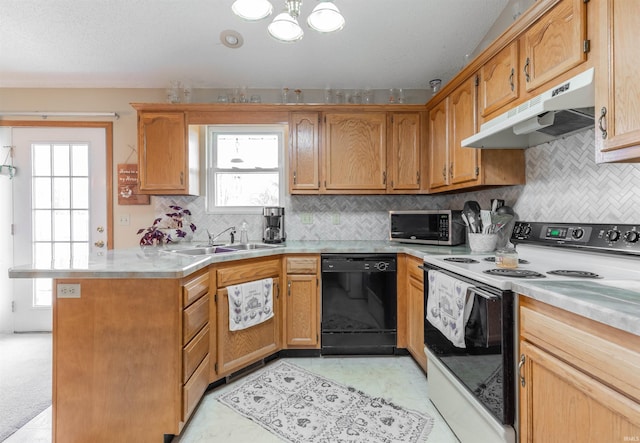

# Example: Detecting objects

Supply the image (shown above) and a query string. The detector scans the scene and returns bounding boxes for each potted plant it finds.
[137,205,197,246]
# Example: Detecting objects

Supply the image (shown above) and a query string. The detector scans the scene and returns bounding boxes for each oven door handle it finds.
[418,265,430,271]
[470,287,500,301]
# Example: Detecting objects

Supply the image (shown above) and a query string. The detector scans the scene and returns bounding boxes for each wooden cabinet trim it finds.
[216,257,281,288]
[182,354,210,421]
[183,294,209,345]
[286,256,319,274]
[183,324,210,383]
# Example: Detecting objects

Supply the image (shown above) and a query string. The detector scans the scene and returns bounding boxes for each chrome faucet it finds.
[206,226,236,245]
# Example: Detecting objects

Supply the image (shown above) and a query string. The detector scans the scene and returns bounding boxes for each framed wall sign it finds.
[117,163,149,205]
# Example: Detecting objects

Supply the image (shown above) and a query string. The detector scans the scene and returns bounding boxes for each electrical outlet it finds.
[57,283,81,298]
[332,213,341,225]
[119,214,130,225]
[300,213,314,224]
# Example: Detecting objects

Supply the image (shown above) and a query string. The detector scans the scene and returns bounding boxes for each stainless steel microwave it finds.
[389,210,465,246]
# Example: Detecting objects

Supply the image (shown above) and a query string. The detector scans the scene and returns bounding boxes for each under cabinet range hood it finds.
[462,67,595,149]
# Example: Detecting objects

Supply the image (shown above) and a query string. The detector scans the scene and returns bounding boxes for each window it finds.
[206,125,285,213]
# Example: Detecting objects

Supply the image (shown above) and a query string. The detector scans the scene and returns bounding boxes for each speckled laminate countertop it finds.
[9,240,640,336]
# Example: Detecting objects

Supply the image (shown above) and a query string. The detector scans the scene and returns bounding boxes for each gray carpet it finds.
[0,333,52,442]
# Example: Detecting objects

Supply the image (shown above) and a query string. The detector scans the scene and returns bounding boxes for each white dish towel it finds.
[426,270,475,348]
[227,278,274,331]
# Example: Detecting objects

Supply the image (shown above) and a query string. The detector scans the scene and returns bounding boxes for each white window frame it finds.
[205,124,286,214]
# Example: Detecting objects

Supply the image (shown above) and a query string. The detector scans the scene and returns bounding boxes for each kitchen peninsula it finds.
[9,240,640,443]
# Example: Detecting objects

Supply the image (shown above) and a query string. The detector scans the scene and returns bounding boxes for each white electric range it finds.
[421,221,640,443]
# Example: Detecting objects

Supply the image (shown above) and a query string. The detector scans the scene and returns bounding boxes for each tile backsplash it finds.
[158,128,640,243]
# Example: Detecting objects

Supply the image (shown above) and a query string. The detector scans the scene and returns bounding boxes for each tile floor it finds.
[4,356,460,443]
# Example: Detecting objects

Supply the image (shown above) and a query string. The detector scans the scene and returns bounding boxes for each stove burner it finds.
[546,270,603,279]
[444,257,479,264]
[483,256,530,265]
[484,269,546,278]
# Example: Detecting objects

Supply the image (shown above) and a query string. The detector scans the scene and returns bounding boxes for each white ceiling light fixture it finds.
[307,1,345,33]
[220,30,244,48]
[232,0,345,43]
[231,0,274,20]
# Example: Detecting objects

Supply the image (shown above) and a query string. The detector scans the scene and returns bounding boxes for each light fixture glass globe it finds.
[268,12,304,42]
[307,1,345,33]
[232,0,273,21]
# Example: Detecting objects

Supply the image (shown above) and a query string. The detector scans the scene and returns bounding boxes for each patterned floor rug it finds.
[218,360,434,443]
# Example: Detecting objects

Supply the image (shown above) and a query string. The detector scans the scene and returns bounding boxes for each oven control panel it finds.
[512,221,640,255]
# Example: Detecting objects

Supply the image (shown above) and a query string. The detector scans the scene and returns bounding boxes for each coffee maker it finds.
[262,206,286,244]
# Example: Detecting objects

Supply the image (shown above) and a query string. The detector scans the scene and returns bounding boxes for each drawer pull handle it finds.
[523,57,530,83]
[509,67,515,91]
[518,354,526,387]
[598,107,608,140]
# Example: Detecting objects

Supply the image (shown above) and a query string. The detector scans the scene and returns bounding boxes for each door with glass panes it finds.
[12,127,107,331]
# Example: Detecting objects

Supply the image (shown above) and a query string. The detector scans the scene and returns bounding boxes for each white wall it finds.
[0,127,14,332]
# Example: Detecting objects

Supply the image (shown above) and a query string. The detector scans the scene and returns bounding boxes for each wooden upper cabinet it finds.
[595,0,640,163]
[289,112,320,192]
[427,99,449,190]
[521,0,588,93]
[323,113,387,192]
[138,111,193,194]
[387,112,422,193]
[450,75,479,186]
[479,41,519,118]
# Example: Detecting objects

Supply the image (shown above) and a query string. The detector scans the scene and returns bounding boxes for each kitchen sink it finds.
[166,243,280,256]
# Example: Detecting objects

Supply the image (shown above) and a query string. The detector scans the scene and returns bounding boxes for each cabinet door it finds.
[286,274,319,347]
[427,99,449,190]
[595,0,640,163]
[519,341,640,442]
[324,113,387,191]
[479,41,519,118]
[290,112,320,192]
[217,277,280,376]
[406,266,426,371]
[521,0,587,92]
[450,75,479,186]
[138,111,188,193]
[387,112,421,192]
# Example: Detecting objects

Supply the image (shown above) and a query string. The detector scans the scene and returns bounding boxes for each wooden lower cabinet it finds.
[284,255,320,348]
[399,255,427,372]
[519,297,640,442]
[52,271,213,443]
[215,257,282,376]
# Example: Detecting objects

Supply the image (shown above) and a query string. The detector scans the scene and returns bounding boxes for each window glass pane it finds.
[72,178,89,208]
[215,172,279,207]
[216,134,279,169]
[33,177,51,209]
[33,210,52,241]
[71,144,89,176]
[32,144,51,176]
[72,243,89,268]
[52,144,70,176]
[72,210,89,241]
[53,243,71,268]
[53,210,71,241]
[34,243,52,268]
[33,279,52,307]
[52,177,71,208]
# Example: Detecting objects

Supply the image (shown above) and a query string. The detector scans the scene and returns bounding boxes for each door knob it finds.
[94,240,105,248]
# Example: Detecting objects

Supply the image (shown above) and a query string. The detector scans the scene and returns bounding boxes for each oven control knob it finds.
[523,226,532,236]
[624,230,639,243]
[375,262,389,271]
[607,229,621,242]
[572,228,584,240]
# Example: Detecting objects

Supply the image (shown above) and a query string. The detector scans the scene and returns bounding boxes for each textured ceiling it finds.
[0,0,510,89]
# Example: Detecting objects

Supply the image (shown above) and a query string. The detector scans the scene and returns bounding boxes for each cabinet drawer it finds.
[183,272,209,308]
[407,256,424,282]
[182,354,210,421]
[286,256,318,274]
[183,324,210,383]
[217,258,280,288]
[183,294,209,345]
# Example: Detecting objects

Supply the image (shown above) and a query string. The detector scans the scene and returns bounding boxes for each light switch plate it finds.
[57,283,81,298]
[300,213,313,224]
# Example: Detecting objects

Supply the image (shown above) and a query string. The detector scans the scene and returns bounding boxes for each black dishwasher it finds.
[321,254,397,355]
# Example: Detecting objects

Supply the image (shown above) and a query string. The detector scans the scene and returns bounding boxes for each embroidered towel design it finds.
[227,278,274,331]
[426,271,475,348]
